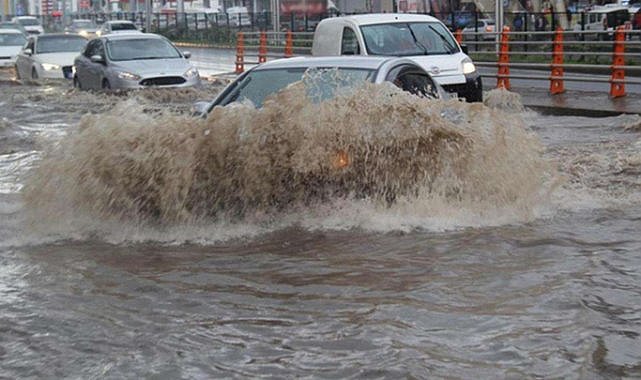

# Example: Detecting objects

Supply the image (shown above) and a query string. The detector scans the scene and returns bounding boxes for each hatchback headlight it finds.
[42,63,60,71]
[183,67,199,78]
[118,71,141,81]
[462,58,476,74]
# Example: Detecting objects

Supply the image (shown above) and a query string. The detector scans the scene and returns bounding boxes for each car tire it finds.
[31,67,38,80]
[73,75,82,90]
[102,79,111,90]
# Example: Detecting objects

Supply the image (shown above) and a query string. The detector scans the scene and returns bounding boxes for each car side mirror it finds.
[191,101,211,117]
[23,48,32,55]
[183,51,191,59]
[460,44,468,54]
[90,54,105,64]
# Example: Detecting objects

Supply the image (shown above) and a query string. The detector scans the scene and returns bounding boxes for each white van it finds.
[579,5,630,38]
[311,13,482,102]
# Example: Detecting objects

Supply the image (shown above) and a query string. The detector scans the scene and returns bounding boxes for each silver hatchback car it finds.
[73,33,200,90]
[195,56,446,115]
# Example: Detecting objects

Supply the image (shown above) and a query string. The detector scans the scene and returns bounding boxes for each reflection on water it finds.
[0,74,640,378]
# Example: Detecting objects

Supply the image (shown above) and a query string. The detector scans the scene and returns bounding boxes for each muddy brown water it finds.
[1,70,641,378]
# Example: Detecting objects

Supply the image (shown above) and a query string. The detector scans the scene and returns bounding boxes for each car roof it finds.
[251,56,399,71]
[333,13,441,26]
[102,32,162,41]
[0,28,23,34]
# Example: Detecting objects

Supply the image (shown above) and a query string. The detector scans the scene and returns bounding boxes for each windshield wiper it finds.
[426,25,459,54]
[407,25,428,55]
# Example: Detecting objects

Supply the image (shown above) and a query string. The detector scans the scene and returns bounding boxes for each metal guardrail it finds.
[232,27,639,97]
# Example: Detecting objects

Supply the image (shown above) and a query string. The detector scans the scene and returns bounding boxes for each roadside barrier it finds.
[466,28,641,98]
[258,32,267,63]
[497,26,511,90]
[235,32,244,74]
[454,29,463,44]
[233,31,313,73]
[550,27,565,95]
[610,26,625,98]
[231,29,640,98]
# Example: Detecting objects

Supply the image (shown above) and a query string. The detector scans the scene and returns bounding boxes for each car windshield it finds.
[73,20,96,28]
[111,23,137,31]
[106,38,181,61]
[0,33,26,46]
[360,22,459,56]
[221,67,375,108]
[0,23,23,31]
[36,36,87,53]
[18,18,40,26]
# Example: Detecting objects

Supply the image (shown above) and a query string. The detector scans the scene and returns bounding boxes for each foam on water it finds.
[19,82,559,243]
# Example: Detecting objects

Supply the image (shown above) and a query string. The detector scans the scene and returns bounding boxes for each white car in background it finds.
[0,29,27,68]
[11,16,44,35]
[15,33,87,80]
[462,19,496,41]
[96,20,141,36]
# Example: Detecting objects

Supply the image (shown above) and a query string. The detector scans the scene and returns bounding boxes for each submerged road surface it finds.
[1,69,641,378]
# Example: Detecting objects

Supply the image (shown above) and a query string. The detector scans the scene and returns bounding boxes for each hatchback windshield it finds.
[111,23,137,31]
[17,18,40,26]
[106,38,181,61]
[73,20,96,28]
[0,33,26,46]
[220,67,375,108]
[360,22,459,56]
[36,36,87,53]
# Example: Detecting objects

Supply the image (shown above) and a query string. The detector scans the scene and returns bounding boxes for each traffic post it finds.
[235,32,245,74]
[609,26,626,98]
[550,27,565,95]
[497,26,511,90]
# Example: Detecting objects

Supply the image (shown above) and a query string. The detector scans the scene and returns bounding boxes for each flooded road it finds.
[1,69,641,378]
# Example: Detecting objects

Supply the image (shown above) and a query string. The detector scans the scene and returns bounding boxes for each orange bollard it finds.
[610,26,626,98]
[454,29,462,44]
[258,31,267,63]
[235,32,244,74]
[496,26,511,90]
[284,30,293,58]
[550,27,565,95]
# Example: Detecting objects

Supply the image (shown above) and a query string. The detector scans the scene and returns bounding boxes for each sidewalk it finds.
[512,86,641,116]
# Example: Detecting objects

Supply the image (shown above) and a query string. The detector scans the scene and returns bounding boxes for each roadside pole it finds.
[145,0,151,32]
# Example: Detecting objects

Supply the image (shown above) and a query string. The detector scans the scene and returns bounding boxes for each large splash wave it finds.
[22,83,557,238]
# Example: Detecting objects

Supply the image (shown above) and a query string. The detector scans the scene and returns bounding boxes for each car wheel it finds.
[102,79,111,90]
[73,75,82,90]
[31,67,38,80]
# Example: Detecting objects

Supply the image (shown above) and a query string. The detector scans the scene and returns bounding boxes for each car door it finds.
[75,39,94,87]
[85,39,106,89]
[15,37,34,79]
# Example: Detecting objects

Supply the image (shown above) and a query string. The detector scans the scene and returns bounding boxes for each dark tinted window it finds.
[220,68,374,108]
[0,33,26,46]
[106,38,180,61]
[111,22,137,31]
[36,36,87,54]
[341,27,360,55]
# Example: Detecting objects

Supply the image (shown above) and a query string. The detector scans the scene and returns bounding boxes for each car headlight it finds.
[183,67,199,78]
[462,58,476,74]
[42,63,60,71]
[117,71,141,81]
[79,30,89,37]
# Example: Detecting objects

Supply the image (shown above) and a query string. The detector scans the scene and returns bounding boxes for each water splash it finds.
[23,82,557,239]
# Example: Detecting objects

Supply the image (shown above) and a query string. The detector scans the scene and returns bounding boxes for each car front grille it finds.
[140,76,186,86]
